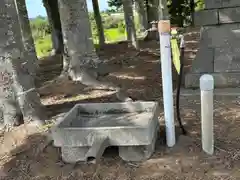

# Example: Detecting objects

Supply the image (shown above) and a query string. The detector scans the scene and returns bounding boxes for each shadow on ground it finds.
[0,88,240,179]
[1,113,239,180]
[1,29,240,179]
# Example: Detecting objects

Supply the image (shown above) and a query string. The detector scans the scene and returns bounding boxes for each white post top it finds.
[200,74,214,91]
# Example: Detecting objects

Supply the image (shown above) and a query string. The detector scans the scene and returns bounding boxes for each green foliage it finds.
[105,17,118,29]
[168,0,192,26]
[90,11,127,43]
[117,20,126,34]
[29,0,206,58]
[107,0,123,12]
[30,12,129,57]
[104,16,123,29]
[104,28,126,42]
[30,16,52,57]
[107,0,205,27]
[88,12,99,43]
[133,12,141,33]
[167,0,205,26]
[30,16,51,39]
[195,0,205,11]
[34,35,52,58]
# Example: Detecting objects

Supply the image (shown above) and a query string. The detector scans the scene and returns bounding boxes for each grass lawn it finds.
[104,28,126,42]
[34,28,127,58]
[34,35,52,58]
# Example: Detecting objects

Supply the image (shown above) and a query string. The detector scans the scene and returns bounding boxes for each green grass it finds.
[34,35,52,58]
[104,28,126,42]
[33,28,127,58]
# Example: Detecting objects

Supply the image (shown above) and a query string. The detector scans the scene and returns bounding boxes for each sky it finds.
[26,0,109,18]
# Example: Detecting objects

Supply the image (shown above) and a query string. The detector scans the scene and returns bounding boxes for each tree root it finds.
[0,98,24,131]
[67,67,133,102]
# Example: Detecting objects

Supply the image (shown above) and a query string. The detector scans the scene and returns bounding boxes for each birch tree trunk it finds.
[58,0,100,73]
[144,0,168,40]
[43,0,64,55]
[58,0,132,101]
[92,0,105,46]
[0,0,46,129]
[190,0,195,25]
[14,0,38,76]
[158,0,168,20]
[122,0,139,49]
[135,0,148,32]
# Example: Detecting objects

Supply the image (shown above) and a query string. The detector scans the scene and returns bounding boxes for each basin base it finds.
[61,128,158,163]
[119,127,158,161]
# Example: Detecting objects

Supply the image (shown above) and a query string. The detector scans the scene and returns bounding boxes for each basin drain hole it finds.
[87,156,96,163]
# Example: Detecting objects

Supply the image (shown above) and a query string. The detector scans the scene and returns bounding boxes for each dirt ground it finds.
[0,28,240,179]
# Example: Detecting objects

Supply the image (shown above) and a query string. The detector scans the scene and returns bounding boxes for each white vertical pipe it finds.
[158,20,176,147]
[200,74,214,155]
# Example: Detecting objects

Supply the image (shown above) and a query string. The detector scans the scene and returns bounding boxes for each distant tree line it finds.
[30,13,126,41]
[107,0,205,26]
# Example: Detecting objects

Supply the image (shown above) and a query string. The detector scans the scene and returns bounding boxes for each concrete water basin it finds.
[51,101,160,163]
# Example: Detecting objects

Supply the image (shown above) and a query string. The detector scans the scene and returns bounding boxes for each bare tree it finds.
[92,0,105,46]
[58,0,132,101]
[0,0,46,129]
[135,0,148,32]
[122,0,139,49]
[190,0,195,25]
[14,0,39,76]
[144,0,168,40]
[42,0,64,55]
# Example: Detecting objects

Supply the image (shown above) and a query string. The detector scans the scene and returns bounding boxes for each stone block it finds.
[200,24,240,48]
[51,101,160,147]
[194,10,218,26]
[214,47,240,72]
[119,127,158,162]
[174,88,240,97]
[191,44,214,73]
[174,88,240,102]
[205,0,240,9]
[185,72,240,88]
[221,0,240,8]
[219,7,240,24]
[205,0,221,9]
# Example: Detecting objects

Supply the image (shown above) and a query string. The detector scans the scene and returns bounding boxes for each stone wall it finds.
[185,0,240,88]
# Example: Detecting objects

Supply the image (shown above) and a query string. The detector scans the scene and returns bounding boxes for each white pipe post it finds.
[200,74,214,155]
[158,20,176,147]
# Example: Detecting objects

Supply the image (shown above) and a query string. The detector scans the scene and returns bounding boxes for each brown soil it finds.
[0,28,240,180]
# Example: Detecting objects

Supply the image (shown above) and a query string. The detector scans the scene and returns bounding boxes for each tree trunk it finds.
[92,0,105,46]
[170,0,184,27]
[144,0,158,40]
[135,0,148,32]
[43,0,64,55]
[58,0,132,102]
[144,0,168,41]
[147,0,158,24]
[58,0,100,71]
[190,0,195,25]
[122,0,139,49]
[0,65,23,129]
[14,0,38,76]
[158,0,168,20]
[0,0,46,128]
